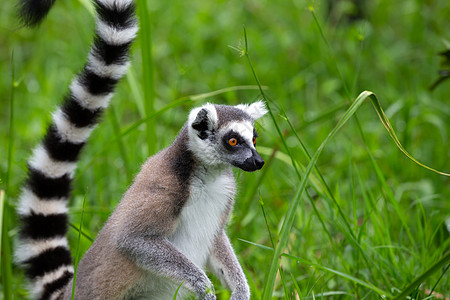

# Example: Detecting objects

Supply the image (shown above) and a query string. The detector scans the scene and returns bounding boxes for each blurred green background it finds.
[1,0,449,298]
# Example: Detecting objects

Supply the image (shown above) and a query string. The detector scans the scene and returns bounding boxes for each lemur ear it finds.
[236,100,268,120]
[189,104,218,139]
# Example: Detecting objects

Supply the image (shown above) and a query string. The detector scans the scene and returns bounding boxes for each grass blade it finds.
[261,91,373,299]
[69,223,94,243]
[0,190,4,252]
[261,89,450,298]
[109,105,132,181]
[172,281,184,300]
[428,263,450,297]
[2,52,17,300]
[243,25,448,297]
[393,252,450,299]
[240,239,391,297]
[137,0,156,155]
[0,196,12,300]
[369,94,450,176]
[308,2,449,177]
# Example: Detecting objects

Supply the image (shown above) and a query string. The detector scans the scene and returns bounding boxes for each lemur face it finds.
[188,102,267,172]
[219,121,264,172]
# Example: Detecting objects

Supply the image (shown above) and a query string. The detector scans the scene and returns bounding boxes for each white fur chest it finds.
[168,170,235,268]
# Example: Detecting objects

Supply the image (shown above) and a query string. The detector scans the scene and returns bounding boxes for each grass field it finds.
[1,0,449,299]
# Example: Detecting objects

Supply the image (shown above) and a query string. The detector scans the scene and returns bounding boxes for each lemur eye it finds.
[252,137,257,145]
[228,138,238,146]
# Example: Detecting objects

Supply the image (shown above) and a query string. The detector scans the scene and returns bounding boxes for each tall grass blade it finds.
[368,152,415,247]
[137,0,156,155]
[393,252,450,299]
[6,54,15,201]
[263,89,450,298]
[69,223,94,243]
[369,93,450,176]
[242,28,394,297]
[428,263,450,297]
[244,25,448,297]
[2,52,17,300]
[261,90,373,299]
[78,0,95,16]
[282,108,381,281]
[266,90,449,298]
[309,5,351,98]
[0,196,12,300]
[126,66,145,116]
[109,106,132,181]
[290,272,303,299]
[240,239,391,297]
[259,193,275,249]
[0,190,4,252]
[308,3,449,177]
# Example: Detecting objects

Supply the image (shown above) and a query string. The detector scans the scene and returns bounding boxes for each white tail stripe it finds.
[87,53,130,80]
[15,237,69,263]
[17,188,68,216]
[97,0,134,10]
[70,79,114,110]
[96,20,138,45]
[53,109,95,143]
[29,145,77,178]
[32,265,74,298]
[50,290,64,300]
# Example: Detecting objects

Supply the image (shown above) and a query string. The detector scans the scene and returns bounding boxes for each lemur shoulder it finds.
[15,0,267,299]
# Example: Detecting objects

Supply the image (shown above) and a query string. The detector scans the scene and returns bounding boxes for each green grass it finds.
[1,0,449,299]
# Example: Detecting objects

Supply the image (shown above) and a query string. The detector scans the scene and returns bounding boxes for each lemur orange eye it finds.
[228,138,237,146]
[252,137,257,145]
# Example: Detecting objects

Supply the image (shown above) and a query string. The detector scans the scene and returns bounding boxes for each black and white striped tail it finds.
[16,0,137,299]
[18,0,57,27]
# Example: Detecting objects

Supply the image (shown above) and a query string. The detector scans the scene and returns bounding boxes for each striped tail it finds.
[18,0,57,27]
[15,0,137,299]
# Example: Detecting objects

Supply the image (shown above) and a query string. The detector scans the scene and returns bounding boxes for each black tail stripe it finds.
[38,270,73,300]
[92,36,132,65]
[95,1,136,29]
[79,68,119,95]
[26,167,72,199]
[18,0,56,27]
[43,125,85,162]
[25,246,72,278]
[61,95,103,128]
[20,213,68,240]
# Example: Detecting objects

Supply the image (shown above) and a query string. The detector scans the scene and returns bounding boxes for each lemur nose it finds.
[254,155,264,169]
[252,149,264,170]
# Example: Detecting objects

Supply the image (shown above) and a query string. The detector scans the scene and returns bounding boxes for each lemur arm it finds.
[207,230,250,300]
[117,234,216,300]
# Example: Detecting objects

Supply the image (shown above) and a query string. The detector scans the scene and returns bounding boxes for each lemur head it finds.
[187,101,268,172]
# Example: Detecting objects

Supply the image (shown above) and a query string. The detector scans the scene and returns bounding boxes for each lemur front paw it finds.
[201,294,216,300]
[199,285,216,300]
[194,277,215,300]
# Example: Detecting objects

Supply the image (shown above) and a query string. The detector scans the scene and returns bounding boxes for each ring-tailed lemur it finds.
[16,0,268,299]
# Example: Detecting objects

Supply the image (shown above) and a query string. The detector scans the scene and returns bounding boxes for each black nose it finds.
[238,149,264,172]
[254,153,264,169]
